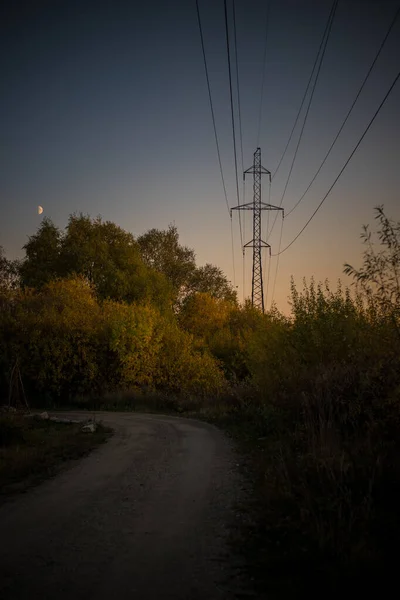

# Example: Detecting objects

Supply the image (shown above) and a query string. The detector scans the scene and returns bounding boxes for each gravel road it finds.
[0,412,248,599]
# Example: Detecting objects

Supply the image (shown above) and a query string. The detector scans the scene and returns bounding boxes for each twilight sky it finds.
[1,0,399,311]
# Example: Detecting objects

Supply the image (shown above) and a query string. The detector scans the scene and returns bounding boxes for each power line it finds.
[256,1,271,148]
[233,0,244,177]
[265,249,272,309]
[230,215,236,288]
[242,250,246,304]
[278,0,337,205]
[271,0,338,181]
[285,3,400,218]
[242,185,246,303]
[264,180,272,306]
[268,0,338,241]
[224,0,243,246]
[270,215,284,307]
[273,66,400,257]
[195,0,230,214]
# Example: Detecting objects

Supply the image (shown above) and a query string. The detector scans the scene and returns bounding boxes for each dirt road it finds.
[0,412,247,599]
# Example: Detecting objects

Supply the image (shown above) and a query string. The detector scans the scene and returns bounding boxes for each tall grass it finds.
[224,209,400,592]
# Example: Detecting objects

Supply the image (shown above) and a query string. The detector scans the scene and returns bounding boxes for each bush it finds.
[239,267,400,589]
[0,276,226,405]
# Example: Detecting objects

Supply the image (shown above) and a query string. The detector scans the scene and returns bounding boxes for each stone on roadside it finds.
[82,423,97,433]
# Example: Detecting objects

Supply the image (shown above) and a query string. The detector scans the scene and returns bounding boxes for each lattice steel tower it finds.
[231,148,283,312]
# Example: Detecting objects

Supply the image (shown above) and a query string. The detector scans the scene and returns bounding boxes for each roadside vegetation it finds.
[1,206,399,594]
[0,413,111,497]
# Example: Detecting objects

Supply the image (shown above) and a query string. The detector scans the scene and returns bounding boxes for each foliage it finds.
[219,207,400,593]
[344,205,400,338]
[3,277,101,401]
[19,215,236,312]
[0,276,225,405]
[179,293,232,341]
[188,263,237,302]
[179,294,263,380]
[19,215,173,312]
[19,218,62,288]
[0,246,20,291]
[137,225,196,299]
[98,300,163,391]
[154,320,225,397]
[137,224,236,305]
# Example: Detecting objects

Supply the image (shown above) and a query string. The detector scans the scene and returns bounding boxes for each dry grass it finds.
[0,412,112,498]
[195,368,400,596]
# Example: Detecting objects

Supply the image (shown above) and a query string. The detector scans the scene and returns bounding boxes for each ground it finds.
[0,412,251,600]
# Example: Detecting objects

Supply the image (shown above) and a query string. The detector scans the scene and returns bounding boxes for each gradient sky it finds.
[1,0,399,312]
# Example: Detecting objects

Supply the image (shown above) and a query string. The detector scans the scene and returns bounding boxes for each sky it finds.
[0,0,399,312]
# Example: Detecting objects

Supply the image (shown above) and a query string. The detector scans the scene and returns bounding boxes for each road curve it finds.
[0,412,247,599]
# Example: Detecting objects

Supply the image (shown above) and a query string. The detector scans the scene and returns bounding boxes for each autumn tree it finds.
[0,246,20,291]
[188,264,237,302]
[344,205,400,354]
[179,295,261,379]
[0,246,10,289]
[137,224,236,305]
[19,218,62,288]
[19,215,174,311]
[344,206,400,333]
[59,214,173,309]
[179,293,232,342]
[137,225,196,299]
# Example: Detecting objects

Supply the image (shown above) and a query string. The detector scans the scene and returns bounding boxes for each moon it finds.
[38,206,43,215]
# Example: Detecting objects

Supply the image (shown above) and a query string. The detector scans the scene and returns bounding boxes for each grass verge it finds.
[0,412,112,499]
[193,397,400,599]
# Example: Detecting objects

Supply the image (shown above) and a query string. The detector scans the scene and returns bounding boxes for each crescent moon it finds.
[38,206,43,215]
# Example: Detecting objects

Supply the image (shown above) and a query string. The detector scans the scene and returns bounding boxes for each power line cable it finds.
[233,0,245,177]
[265,251,272,310]
[224,0,243,246]
[242,184,246,303]
[256,1,271,148]
[195,0,230,214]
[271,0,338,181]
[273,66,400,257]
[242,250,245,304]
[285,3,400,218]
[270,215,284,307]
[264,180,272,306]
[268,0,338,240]
[263,242,268,302]
[230,215,236,288]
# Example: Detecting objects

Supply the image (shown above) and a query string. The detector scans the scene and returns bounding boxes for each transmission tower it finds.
[231,147,283,312]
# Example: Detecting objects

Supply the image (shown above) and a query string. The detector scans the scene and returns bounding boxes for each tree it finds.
[137,224,236,305]
[19,218,62,288]
[18,214,174,311]
[179,295,260,380]
[137,225,196,300]
[0,276,101,400]
[188,264,237,302]
[344,206,400,338]
[0,246,9,289]
[0,246,20,290]
[18,215,236,311]
[179,292,232,342]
